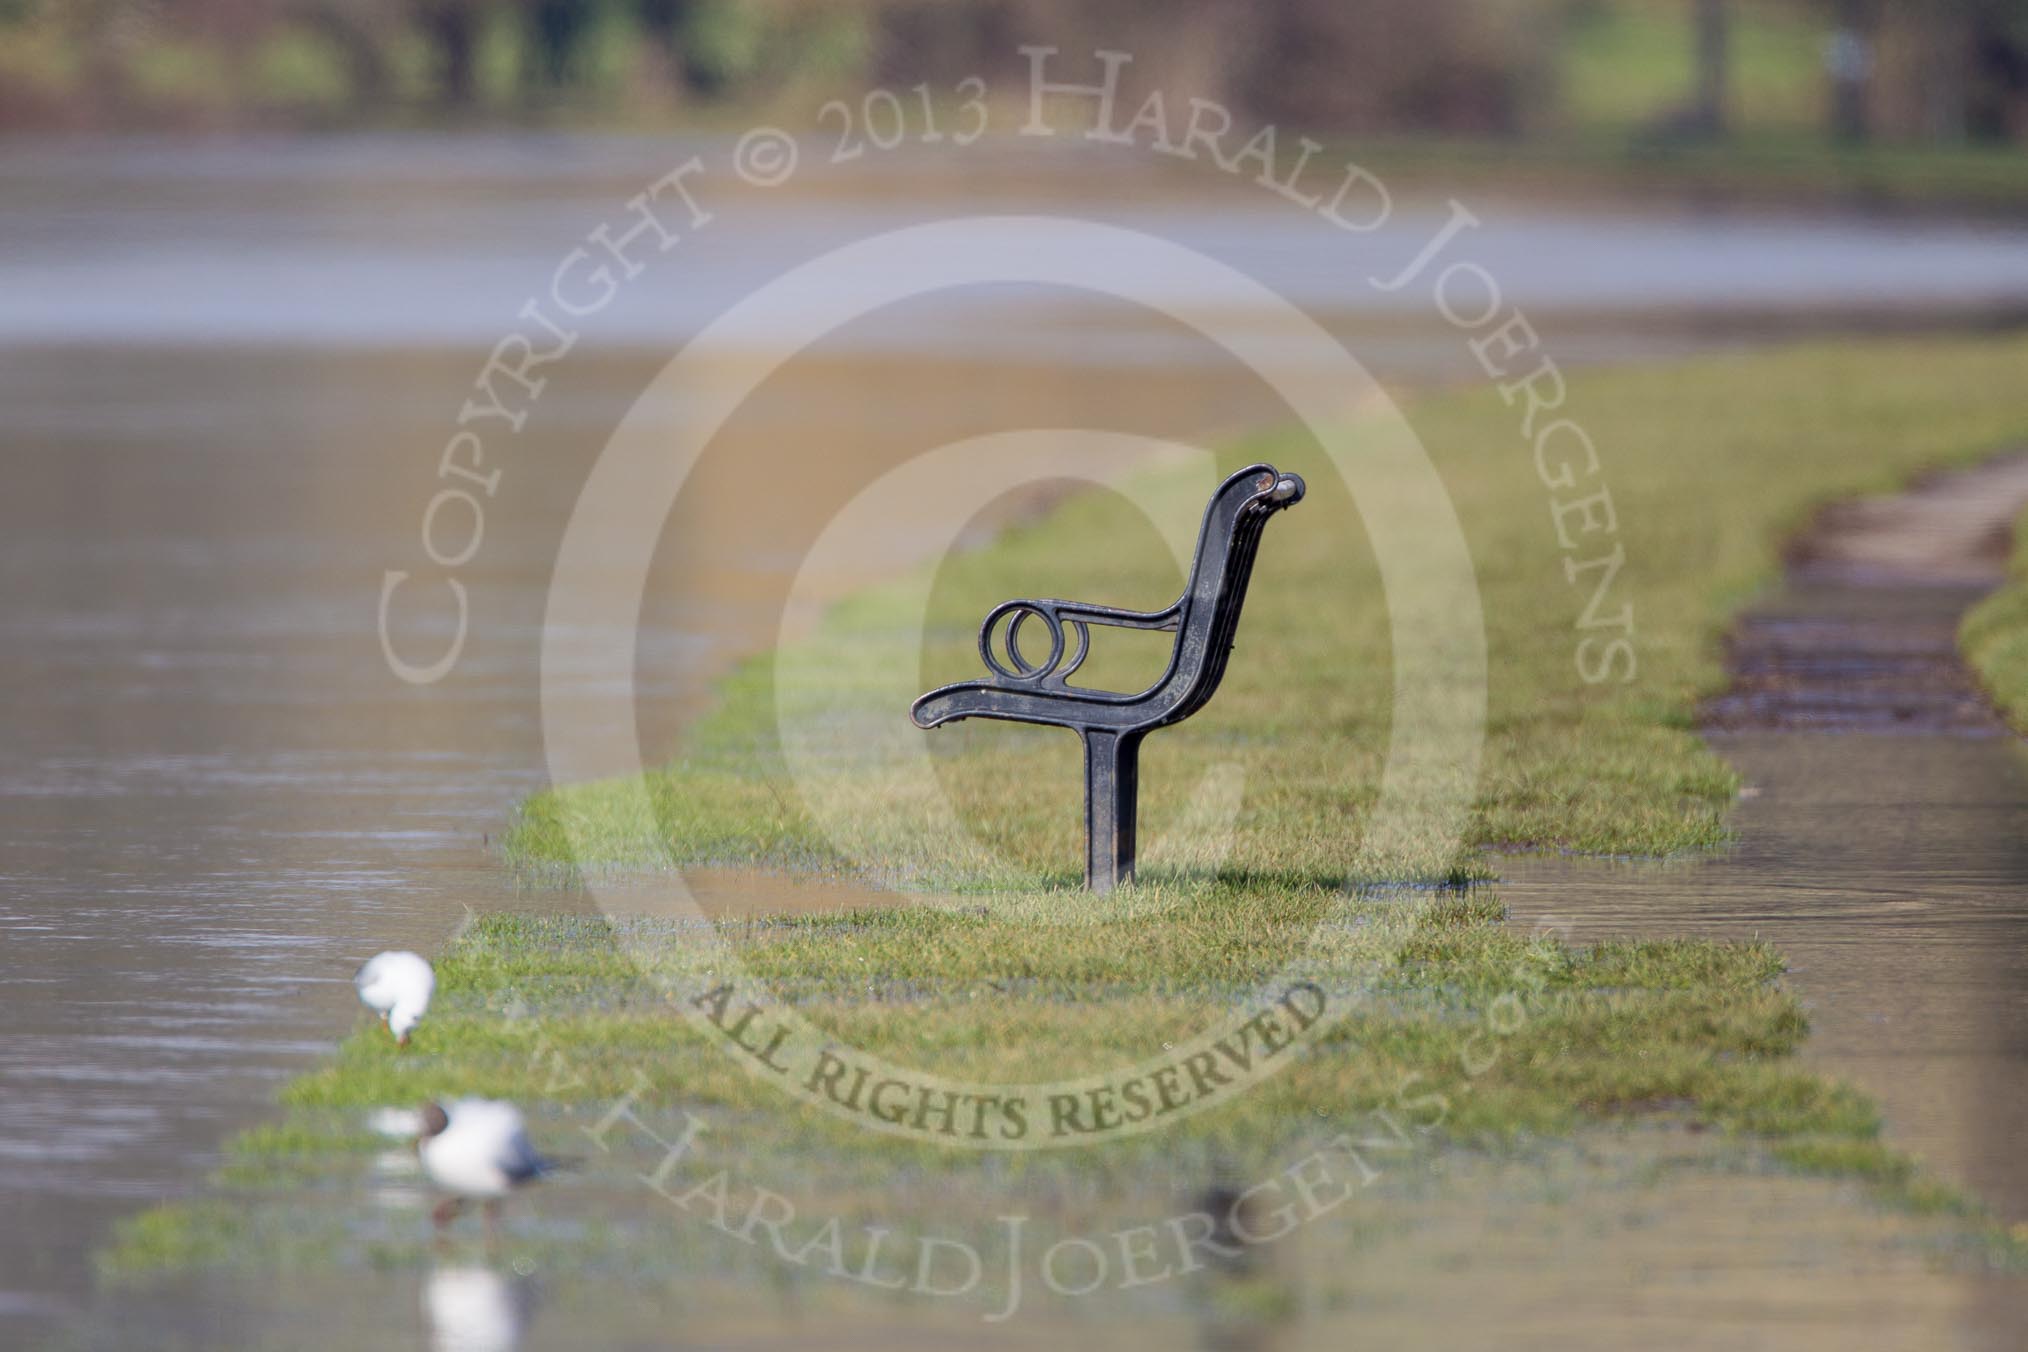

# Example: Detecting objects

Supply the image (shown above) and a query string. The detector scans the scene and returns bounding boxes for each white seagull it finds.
[417,1099,562,1236]
[356,950,435,1046]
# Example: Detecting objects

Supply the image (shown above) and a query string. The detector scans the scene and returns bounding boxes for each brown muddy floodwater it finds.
[7,137,2028,1347]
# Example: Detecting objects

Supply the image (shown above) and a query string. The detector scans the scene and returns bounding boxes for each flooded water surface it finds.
[1508,458,2028,1221]
[5,137,2028,1346]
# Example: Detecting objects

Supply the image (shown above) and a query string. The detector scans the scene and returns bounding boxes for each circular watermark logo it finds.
[380,42,1637,1322]
[541,205,1485,1147]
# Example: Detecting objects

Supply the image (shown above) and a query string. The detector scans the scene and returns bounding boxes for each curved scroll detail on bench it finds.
[911,464,1305,892]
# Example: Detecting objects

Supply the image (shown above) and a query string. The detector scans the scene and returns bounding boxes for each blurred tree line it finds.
[0,0,2025,143]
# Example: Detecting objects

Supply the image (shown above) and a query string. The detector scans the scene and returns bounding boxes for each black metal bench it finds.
[911,464,1306,892]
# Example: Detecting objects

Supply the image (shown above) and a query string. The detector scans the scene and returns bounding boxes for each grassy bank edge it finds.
[98,908,2028,1281]
[1963,503,2028,732]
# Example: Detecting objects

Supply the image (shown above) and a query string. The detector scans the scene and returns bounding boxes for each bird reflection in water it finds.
[1185,1178,1300,1352]
[424,1263,539,1352]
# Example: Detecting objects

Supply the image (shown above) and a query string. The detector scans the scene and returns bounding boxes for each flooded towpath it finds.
[1505,455,2028,1220]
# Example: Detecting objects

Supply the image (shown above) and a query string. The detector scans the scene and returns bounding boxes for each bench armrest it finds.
[1052,599,1181,632]
[973,596,1180,685]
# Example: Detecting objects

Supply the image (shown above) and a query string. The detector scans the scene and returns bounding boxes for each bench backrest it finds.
[1140,465,1293,729]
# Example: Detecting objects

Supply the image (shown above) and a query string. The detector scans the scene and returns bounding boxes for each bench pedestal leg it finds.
[1082,729,1142,894]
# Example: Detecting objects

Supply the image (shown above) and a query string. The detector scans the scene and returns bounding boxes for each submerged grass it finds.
[1964,503,2028,734]
[104,897,2024,1279]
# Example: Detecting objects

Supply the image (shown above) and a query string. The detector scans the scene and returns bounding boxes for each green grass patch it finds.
[1963,503,2028,733]
[513,337,2028,883]
[104,1204,253,1277]
[1558,0,1821,136]
[1317,132,2028,219]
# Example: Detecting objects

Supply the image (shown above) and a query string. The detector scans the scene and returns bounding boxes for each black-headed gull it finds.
[356,950,435,1046]
[417,1099,562,1235]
